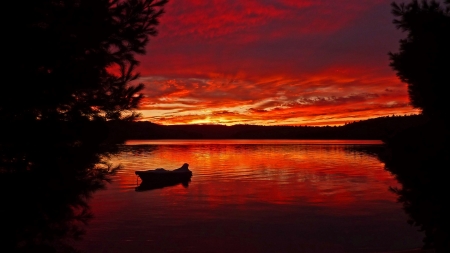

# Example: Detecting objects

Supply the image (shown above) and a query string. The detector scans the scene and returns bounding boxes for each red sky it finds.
[134,0,419,126]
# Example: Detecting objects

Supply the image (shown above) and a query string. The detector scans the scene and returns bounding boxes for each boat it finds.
[135,163,193,182]
[135,177,191,192]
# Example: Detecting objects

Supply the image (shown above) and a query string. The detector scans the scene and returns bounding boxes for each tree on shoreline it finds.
[387,2,450,251]
[389,0,450,121]
[1,2,169,251]
[1,0,168,123]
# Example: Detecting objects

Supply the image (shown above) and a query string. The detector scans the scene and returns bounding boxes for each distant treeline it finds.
[107,114,426,141]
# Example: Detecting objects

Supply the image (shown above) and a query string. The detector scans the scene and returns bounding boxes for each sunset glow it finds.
[109,141,396,210]
[136,0,420,125]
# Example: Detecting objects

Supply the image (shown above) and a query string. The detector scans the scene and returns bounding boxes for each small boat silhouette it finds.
[135,163,192,191]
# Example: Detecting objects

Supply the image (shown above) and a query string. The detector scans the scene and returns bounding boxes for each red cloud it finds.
[134,0,417,125]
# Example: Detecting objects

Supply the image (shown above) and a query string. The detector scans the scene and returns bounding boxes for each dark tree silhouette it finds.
[389,0,450,121]
[1,0,168,122]
[1,1,169,251]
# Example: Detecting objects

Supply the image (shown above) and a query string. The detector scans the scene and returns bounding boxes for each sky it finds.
[134,0,420,126]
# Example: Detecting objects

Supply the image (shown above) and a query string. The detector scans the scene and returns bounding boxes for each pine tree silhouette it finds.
[389,0,450,121]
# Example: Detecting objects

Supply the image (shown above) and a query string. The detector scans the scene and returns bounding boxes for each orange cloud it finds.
[133,0,418,125]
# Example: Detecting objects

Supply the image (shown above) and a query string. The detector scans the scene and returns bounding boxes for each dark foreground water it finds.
[75,140,422,253]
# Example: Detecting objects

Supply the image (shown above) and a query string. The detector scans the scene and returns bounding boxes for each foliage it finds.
[1,0,168,122]
[0,2,168,250]
[388,2,450,250]
[106,115,426,140]
[389,0,450,120]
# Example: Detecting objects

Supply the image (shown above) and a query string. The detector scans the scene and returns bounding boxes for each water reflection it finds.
[348,137,449,253]
[136,178,191,192]
[77,141,422,253]
[376,141,449,252]
[0,129,116,253]
[5,137,438,252]
[113,142,396,208]
[126,139,383,145]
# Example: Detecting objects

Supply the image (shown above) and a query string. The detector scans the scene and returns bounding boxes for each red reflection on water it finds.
[108,142,396,212]
[126,139,383,145]
[80,142,417,253]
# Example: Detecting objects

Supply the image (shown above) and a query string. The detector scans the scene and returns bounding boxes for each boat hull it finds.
[135,176,191,191]
[135,171,192,181]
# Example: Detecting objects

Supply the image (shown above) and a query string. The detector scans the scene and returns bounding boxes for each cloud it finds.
[135,0,418,125]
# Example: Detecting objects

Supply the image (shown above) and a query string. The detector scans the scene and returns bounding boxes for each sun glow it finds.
[135,0,418,126]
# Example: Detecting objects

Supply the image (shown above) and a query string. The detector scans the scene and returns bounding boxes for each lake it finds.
[75,140,422,253]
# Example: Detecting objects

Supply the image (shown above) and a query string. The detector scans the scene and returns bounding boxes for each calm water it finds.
[76,140,422,253]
